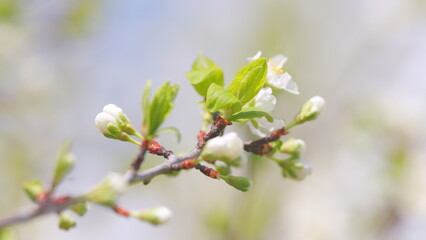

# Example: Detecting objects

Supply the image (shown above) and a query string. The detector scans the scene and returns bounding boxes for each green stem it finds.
[285,121,299,130]
[133,131,144,140]
[127,138,141,146]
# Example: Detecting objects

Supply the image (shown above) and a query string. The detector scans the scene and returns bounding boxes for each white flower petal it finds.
[103,104,123,117]
[247,51,262,62]
[222,132,243,159]
[95,112,118,134]
[248,118,285,137]
[283,78,299,95]
[309,96,325,112]
[268,72,291,89]
[204,137,227,157]
[268,54,288,69]
[255,87,276,112]
[153,206,172,224]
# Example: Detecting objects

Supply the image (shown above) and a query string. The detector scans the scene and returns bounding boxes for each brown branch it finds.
[0,116,230,228]
[244,127,288,155]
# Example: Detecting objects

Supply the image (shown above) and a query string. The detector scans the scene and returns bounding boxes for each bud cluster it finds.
[95,104,142,144]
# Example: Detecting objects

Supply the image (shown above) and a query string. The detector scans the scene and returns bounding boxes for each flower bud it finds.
[95,104,142,140]
[58,213,76,231]
[95,112,120,137]
[219,175,252,192]
[282,160,312,181]
[23,180,45,202]
[53,142,76,188]
[280,138,306,155]
[130,206,172,225]
[69,202,89,216]
[85,173,127,207]
[202,132,243,161]
[295,96,325,124]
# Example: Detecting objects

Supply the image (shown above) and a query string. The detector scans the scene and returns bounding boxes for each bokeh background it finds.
[1,0,426,239]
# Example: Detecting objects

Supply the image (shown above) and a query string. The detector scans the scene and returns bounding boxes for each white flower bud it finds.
[254,87,276,112]
[295,96,325,123]
[309,96,325,113]
[280,138,306,154]
[95,112,119,135]
[222,132,244,160]
[203,132,243,160]
[86,173,127,207]
[291,160,312,181]
[131,206,172,225]
[103,104,123,117]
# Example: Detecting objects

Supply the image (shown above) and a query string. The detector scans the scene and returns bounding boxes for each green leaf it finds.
[192,53,216,70]
[186,67,224,97]
[143,81,179,138]
[142,80,152,115]
[156,127,181,142]
[219,175,252,192]
[52,141,75,189]
[0,227,15,240]
[23,180,45,203]
[69,202,88,216]
[228,107,273,122]
[206,83,242,115]
[58,213,76,231]
[186,54,224,97]
[227,58,267,104]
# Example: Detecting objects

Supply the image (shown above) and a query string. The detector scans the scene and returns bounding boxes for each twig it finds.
[0,115,231,228]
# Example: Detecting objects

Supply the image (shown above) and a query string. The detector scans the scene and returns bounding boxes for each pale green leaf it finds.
[228,58,267,104]
[206,83,242,114]
[228,107,273,122]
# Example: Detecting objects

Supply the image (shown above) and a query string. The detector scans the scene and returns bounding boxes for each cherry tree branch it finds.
[0,116,231,228]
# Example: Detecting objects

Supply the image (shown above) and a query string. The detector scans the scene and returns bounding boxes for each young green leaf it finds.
[186,54,224,97]
[206,83,242,115]
[23,180,45,202]
[141,80,152,115]
[219,175,252,192]
[143,81,179,138]
[228,107,273,122]
[52,141,75,189]
[69,202,89,216]
[192,53,216,70]
[58,213,76,231]
[228,58,267,104]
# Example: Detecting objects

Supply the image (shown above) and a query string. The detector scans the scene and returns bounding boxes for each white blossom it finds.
[248,51,299,94]
[203,132,243,160]
[254,87,276,112]
[248,118,285,137]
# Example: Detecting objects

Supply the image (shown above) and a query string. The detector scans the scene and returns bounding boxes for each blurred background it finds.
[1,0,426,239]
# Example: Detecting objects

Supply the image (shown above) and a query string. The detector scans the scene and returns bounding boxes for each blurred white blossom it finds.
[203,132,243,160]
[248,51,299,94]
